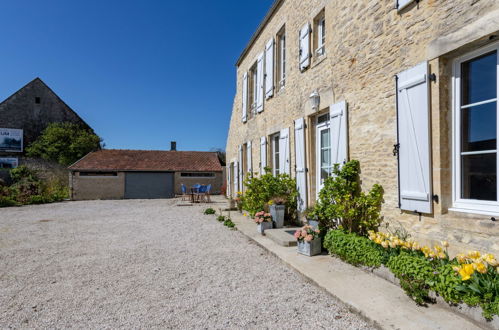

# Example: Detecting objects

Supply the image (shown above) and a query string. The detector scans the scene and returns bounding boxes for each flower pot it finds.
[297,238,322,256]
[306,219,319,229]
[257,222,273,234]
[270,204,285,228]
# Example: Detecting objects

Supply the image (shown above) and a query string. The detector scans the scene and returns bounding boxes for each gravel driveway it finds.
[0,199,374,329]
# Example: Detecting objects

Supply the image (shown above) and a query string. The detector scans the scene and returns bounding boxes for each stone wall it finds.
[70,172,125,200]
[226,0,499,255]
[173,172,224,195]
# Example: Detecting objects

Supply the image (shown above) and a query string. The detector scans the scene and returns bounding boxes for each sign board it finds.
[0,158,18,169]
[0,128,23,152]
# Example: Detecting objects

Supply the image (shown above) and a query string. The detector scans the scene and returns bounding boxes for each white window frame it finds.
[452,42,499,215]
[277,29,286,89]
[316,17,325,56]
[316,114,331,198]
[271,133,280,176]
[251,65,258,114]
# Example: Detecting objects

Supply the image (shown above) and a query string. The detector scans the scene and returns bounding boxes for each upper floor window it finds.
[271,133,280,176]
[249,63,258,117]
[453,44,499,214]
[277,27,286,89]
[314,10,326,57]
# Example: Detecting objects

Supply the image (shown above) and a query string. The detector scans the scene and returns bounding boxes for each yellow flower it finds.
[468,251,481,259]
[438,252,446,259]
[441,241,449,248]
[243,213,247,217]
[458,264,474,281]
[389,241,397,249]
[483,254,498,267]
[381,241,389,249]
[475,262,488,274]
[452,266,460,272]
[456,254,467,264]
[434,245,443,253]
[268,200,274,206]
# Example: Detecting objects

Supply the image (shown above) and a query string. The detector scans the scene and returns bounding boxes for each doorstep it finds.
[228,211,483,330]
[264,227,301,246]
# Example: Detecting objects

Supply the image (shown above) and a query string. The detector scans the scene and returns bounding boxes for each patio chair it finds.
[204,184,212,203]
[195,185,207,202]
[178,183,188,201]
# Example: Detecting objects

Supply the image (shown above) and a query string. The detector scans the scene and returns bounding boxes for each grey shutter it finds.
[265,39,274,99]
[279,128,290,174]
[396,0,414,11]
[227,165,231,197]
[238,145,243,191]
[247,141,252,173]
[330,101,349,166]
[294,118,307,211]
[396,62,432,214]
[233,161,239,195]
[299,23,310,71]
[256,52,264,113]
[242,72,248,122]
[260,136,267,174]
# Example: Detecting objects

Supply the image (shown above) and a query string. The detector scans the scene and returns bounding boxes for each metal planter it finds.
[270,204,285,228]
[257,221,273,234]
[297,238,322,256]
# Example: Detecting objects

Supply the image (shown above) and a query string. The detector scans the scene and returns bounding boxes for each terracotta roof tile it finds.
[69,149,223,172]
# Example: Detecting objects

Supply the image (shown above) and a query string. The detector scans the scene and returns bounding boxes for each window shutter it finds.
[279,128,290,175]
[396,0,414,11]
[260,136,267,174]
[242,72,248,122]
[227,165,231,197]
[330,100,349,166]
[396,62,432,214]
[233,161,239,195]
[238,145,243,191]
[265,39,274,99]
[247,141,252,173]
[294,118,307,211]
[299,24,310,71]
[256,52,265,113]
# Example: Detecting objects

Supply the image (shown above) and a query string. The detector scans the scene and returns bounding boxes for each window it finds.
[249,63,258,117]
[316,113,331,196]
[271,133,280,176]
[79,172,118,177]
[35,97,41,104]
[180,172,215,178]
[453,44,499,214]
[277,27,286,89]
[314,10,326,57]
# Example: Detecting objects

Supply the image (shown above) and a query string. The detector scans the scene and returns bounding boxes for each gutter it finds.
[235,0,284,67]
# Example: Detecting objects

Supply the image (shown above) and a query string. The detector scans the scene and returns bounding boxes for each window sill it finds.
[312,54,327,68]
[448,207,499,218]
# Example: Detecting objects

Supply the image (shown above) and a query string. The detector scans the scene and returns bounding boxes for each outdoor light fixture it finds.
[310,90,320,112]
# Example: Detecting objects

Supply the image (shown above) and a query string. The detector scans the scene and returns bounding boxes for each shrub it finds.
[313,160,383,236]
[324,230,384,267]
[223,218,235,228]
[217,215,225,222]
[204,208,216,215]
[242,168,298,219]
[26,122,101,166]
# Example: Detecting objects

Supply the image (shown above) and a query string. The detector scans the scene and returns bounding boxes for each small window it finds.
[180,172,215,178]
[35,97,41,104]
[248,62,258,117]
[271,133,280,176]
[79,172,118,176]
[314,10,326,57]
[276,26,286,89]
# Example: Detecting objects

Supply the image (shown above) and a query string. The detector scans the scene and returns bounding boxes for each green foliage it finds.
[223,218,235,228]
[313,160,384,236]
[203,208,216,215]
[324,230,384,267]
[431,263,462,303]
[26,122,101,166]
[242,168,298,219]
[217,215,226,222]
[387,252,434,305]
[455,269,499,320]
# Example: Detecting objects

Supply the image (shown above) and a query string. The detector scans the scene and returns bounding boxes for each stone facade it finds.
[70,172,125,200]
[173,171,224,195]
[0,77,92,156]
[226,0,499,255]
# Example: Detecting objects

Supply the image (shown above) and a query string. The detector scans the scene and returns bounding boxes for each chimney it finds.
[170,141,177,151]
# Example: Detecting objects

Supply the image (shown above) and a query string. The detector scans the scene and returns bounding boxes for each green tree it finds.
[26,122,101,166]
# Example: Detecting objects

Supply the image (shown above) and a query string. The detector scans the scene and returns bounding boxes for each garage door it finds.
[125,172,174,199]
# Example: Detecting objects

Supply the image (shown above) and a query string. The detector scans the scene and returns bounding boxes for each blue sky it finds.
[0,0,273,151]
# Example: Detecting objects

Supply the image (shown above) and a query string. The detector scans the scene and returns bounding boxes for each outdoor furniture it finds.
[190,184,201,203]
[179,183,188,201]
[195,185,208,203]
[204,184,212,203]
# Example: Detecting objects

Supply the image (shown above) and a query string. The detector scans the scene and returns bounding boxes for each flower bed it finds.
[324,229,499,322]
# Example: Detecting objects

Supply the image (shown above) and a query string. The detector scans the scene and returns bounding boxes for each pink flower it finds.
[301,230,307,237]
[305,235,314,242]
[294,230,301,239]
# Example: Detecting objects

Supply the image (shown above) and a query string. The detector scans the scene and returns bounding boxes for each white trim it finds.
[452,42,499,213]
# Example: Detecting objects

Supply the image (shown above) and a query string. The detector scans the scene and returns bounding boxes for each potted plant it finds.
[269,196,286,228]
[254,211,273,234]
[303,207,319,229]
[294,225,321,256]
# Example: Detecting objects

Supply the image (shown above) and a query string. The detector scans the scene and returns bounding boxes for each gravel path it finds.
[0,199,374,329]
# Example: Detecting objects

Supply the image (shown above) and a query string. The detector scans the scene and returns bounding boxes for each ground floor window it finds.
[316,113,331,195]
[180,172,215,178]
[453,43,499,213]
[271,133,280,176]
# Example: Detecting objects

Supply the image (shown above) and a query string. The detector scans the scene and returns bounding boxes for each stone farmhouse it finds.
[225,0,499,255]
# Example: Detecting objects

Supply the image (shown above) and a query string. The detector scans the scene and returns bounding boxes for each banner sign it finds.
[0,128,23,152]
[0,158,18,169]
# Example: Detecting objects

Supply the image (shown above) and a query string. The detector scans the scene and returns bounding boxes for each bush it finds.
[313,160,383,236]
[26,122,101,166]
[217,215,225,222]
[242,168,298,219]
[324,230,384,267]
[204,208,216,215]
[223,218,235,228]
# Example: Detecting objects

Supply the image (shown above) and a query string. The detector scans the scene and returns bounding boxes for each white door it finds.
[316,114,332,198]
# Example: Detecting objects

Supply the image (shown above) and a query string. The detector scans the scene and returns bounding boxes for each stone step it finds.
[264,227,301,247]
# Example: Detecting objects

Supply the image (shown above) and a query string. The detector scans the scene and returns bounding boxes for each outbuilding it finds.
[68,149,223,200]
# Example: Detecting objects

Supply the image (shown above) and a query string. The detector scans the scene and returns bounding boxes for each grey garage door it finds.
[125,172,174,199]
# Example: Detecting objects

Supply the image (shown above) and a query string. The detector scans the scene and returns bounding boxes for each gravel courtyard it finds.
[0,199,374,329]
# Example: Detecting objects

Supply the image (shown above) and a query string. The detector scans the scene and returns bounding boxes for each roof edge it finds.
[235,0,284,67]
